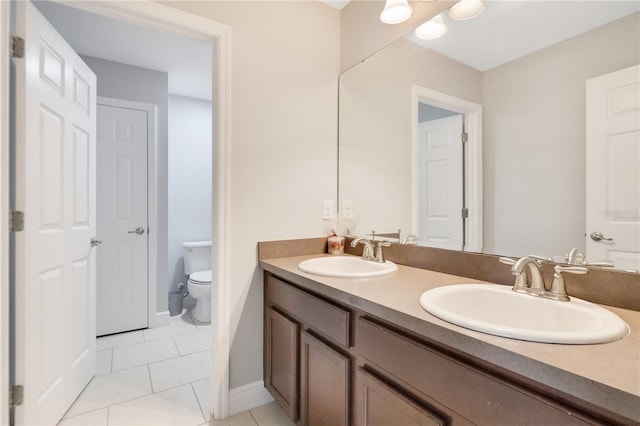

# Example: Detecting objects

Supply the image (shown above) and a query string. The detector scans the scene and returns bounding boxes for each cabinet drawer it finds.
[356,367,445,426]
[358,317,597,425]
[267,275,350,347]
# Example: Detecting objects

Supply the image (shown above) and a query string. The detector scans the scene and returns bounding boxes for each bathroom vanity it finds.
[260,241,640,426]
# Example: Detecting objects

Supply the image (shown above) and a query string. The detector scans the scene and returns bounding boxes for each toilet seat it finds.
[189,270,212,285]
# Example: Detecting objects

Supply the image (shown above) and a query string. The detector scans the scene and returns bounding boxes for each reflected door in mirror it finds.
[586,64,640,271]
[418,114,464,250]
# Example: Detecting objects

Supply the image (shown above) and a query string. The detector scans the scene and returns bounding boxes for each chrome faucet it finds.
[350,237,375,261]
[500,256,545,296]
[565,247,614,268]
[500,256,588,301]
[565,248,585,265]
[400,234,417,245]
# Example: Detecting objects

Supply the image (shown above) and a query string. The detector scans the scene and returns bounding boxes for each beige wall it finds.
[483,12,640,257]
[339,38,481,236]
[162,1,340,388]
[340,0,453,72]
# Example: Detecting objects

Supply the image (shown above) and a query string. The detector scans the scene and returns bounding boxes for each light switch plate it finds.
[343,200,353,218]
[322,200,334,219]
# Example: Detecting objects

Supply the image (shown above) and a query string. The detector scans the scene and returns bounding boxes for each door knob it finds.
[128,227,145,235]
[590,231,613,242]
[90,237,102,247]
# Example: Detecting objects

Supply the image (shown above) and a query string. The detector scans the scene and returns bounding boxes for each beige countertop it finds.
[260,254,640,422]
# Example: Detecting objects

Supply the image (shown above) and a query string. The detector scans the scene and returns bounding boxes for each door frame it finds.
[1,0,232,421]
[412,85,483,253]
[1,2,11,425]
[97,96,160,330]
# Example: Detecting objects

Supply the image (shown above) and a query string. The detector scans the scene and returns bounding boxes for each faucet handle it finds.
[375,241,391,263]
[548,265,588,301]
[499,257,517,266]
[583,261,615,268]
[527,254,551,263]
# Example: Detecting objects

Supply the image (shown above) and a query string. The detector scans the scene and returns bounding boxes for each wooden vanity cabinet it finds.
[357,317,605,426]
[264,273,352,425]
[264,271,612,426]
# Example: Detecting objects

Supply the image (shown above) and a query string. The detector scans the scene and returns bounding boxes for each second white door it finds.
[96,101,149,336]
[586,65,640,271]
[418,115,464,250]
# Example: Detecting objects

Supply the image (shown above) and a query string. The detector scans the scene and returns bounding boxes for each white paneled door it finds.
[418,115,464,250]
[96,102,149,336]
[586,65,640,271]
[13,2,97,424]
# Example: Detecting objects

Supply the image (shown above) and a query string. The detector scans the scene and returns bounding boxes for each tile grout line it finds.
[63,367,154,419]
[147,361,156,394]
[75,315,209,423]
[248,409,260,426]
[190,382,208,424]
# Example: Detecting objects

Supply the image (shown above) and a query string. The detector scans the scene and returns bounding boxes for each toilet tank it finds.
[182,240,212,275]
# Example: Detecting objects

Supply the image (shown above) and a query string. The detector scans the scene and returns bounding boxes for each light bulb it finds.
[380,0,413,25]
[449,0,485,21]
[415,15,447,40]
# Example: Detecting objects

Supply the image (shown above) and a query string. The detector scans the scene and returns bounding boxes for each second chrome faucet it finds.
[500,255,588,301]
[351,237,391,263]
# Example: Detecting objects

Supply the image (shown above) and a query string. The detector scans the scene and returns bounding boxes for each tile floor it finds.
[58,310,294,426]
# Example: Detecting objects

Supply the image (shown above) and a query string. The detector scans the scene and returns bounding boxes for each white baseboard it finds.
[228,380,274,416]
[149,310,170,328]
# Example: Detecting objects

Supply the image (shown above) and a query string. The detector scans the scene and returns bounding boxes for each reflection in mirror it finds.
[338,1,640,271]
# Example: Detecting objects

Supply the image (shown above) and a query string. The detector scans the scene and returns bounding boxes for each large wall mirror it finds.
[338,1,640,271]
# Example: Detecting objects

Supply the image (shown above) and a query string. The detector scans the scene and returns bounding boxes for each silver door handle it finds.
[128,227,145,235]
[590,231,613,242]
[90,237,102,247]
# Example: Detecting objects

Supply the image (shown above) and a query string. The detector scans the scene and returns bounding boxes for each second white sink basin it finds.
[298,256,397,278]
[419,284,629,344]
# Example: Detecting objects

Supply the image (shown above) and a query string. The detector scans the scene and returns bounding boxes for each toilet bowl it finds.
[182,240,213,323]
[188,270,212,323]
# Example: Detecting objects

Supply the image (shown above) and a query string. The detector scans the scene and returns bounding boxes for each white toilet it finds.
[183,240,214,323]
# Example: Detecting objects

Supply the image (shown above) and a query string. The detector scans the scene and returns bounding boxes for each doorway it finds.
[96,98,155,336]
[412,85,483,253]
[6,0,232,422]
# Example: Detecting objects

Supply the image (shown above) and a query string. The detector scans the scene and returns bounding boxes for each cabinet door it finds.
[355,368,445,426]
[265,308,299,421]
[300,330,350,426]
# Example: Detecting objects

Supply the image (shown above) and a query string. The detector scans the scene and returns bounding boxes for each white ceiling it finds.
[405,1,640,71]
[34,0,639,97]
[319,0,351,9]
[35,1,213,101]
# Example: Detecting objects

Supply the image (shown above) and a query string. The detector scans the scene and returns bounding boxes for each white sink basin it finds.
[419,284,629,344]
[298,256,397,278]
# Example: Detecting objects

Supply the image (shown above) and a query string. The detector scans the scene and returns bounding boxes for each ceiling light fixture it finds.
[415,14,447,40]
[449,0,485,20]
[379,0,413,25]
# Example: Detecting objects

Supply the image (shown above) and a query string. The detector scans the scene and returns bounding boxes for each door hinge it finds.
[9,210,25,232]
[10,385,24,408]
[461,132,468,143]
[462,208,469,218]
[10,36,25,58]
